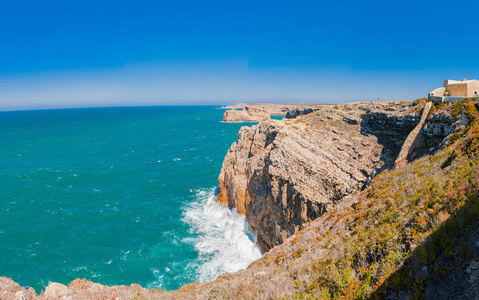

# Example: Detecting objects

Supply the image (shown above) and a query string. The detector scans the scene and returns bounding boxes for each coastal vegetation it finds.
[287,98,479,299]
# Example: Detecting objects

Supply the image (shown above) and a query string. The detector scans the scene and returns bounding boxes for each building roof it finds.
[446,79,478,85]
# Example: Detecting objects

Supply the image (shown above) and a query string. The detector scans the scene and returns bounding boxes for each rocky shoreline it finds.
[3,99,478,299]
[221,103,317,122]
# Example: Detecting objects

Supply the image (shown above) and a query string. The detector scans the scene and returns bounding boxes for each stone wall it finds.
[394,102,432,168]
[444,80,479,97]
[446,82,467,97]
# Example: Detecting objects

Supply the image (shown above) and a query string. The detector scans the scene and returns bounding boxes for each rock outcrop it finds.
[218,101,424,252]
[285,107,321,119]
[222,104,303,122]
[424,106,468,149]
[0,277,37,300]
[222,106,271,122]
[0,277,159,300]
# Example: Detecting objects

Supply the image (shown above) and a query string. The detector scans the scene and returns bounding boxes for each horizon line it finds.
[0,98,410,113]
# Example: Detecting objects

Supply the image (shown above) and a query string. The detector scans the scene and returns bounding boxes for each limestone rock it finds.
[218,101,421,251]
[285,107,319,118]
[44,283,71,300]
[222,104,304,122]
[0,277,37,300]
[222,106,271,122]
[14,291,26,300]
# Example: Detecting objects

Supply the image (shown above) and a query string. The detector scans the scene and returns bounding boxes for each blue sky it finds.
[1,0,478,110]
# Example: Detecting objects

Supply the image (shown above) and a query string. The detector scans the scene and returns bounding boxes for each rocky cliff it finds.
[217,101,432,252]
[222,106,272,122]
[4,99,478,300]
[222,103,304,122]
[284,106,321,118]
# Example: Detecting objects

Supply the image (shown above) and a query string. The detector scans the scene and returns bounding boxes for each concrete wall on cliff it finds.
[394,102,432,167]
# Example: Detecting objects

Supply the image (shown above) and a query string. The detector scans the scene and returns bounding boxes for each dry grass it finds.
[288,100,479,299]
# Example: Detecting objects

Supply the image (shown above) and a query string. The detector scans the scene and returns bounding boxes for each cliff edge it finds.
[222,103,307,122]
[217,101,454,252]
[222,106,272,122]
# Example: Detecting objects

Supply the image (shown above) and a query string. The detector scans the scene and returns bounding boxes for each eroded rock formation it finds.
[222,106,271,122]
[222,104,301,122]
[218,101,425,252]
[285,107,320,119]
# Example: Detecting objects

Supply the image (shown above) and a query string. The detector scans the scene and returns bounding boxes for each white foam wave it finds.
[183,188,262,283]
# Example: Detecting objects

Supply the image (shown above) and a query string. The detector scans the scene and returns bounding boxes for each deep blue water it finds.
[0,106,261,292]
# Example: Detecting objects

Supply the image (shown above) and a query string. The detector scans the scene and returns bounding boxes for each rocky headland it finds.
[222,106,272,122]
[222,103,309,122]
[216,100,466,253]
[3,98,479,299]
[218,101,418,252]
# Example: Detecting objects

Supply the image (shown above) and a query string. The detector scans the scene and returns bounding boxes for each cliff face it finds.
[284,107,320,119]
[222,104,300,122]
[218,101,425,252]
[222,106,271,122]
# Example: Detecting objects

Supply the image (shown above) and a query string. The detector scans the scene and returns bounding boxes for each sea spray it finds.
[183,188,262,282]
[0,106,251,291]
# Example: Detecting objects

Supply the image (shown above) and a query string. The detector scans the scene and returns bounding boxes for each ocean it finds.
[0,106,262,292]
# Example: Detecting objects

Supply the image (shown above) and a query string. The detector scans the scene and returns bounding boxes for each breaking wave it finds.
[183,188,262,283]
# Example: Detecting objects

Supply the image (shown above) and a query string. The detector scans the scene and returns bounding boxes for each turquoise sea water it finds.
[0,106,261,292]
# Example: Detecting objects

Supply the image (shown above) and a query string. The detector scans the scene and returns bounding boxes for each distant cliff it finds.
[222,103,304,122]
[222,106,272,122]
